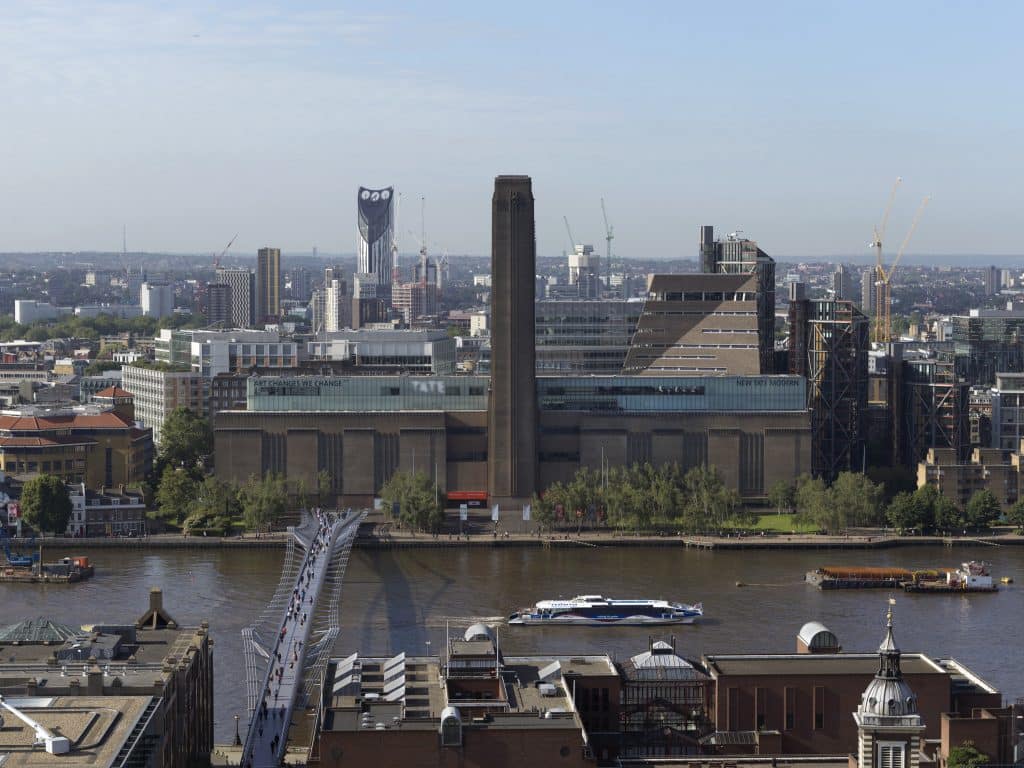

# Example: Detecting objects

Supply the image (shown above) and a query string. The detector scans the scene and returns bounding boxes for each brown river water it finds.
[3,543,1021,742]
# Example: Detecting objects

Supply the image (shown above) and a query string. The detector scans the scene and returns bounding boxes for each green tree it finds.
[946,741,989,768]
[239,474,288,532]
[155,467,198,524]
[379,470,443,533]
[768,479,795,515]
[184,476,240,534]
[831,472,885,527]
[1007,499,1024,532]
[886,491,928,532]
[683,465,741,532]
[20,475,72,535]
[158,407,213,471]
[933,494,963,533]
[794,475,831,531]
[963,489,1000,531]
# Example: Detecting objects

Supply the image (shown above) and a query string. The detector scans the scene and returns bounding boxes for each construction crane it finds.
[868,178,901,341]
[563,216,578,253]
[874,195,930,343]
[601,198,614,293]
[212,234,237,272]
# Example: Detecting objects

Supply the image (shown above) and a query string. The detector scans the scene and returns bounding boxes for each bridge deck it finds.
[241,509,363,768]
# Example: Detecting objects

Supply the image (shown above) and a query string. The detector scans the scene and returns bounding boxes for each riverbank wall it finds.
[11,532,1023,551]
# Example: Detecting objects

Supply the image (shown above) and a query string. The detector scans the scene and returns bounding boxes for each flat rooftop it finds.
[703,652,946,677]
[0,695,151,768]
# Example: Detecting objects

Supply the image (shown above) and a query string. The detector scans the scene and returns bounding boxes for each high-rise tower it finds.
[217,267,256,328]
[357,187,395,306]
[256,247,281,322]
[488,175,538,505]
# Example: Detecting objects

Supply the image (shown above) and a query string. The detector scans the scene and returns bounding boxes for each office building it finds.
[154,328,298,378]
[14,300,70,324]
[216,267,256,328]
[860,267,877,316]
[140,281,174,318]
[206,282,232,328]
[488,175,538,505]
[699,226,776,373]
[121,363,206,445]
[832,263,855,300]
[952,303,1024,385]
[788,298,869,480]
[535,299,642,374]
[289,265,312,301]
[0,393,152,490]
[990,371,1024,449]
[0,589,213,768]
[357,186,396,306]
[256,246,282,322]
[351,273,386,329]
[622,273,762,376]
[308,330,456,374]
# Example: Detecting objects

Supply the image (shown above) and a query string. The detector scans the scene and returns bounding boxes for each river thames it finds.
[2,543,1021,741]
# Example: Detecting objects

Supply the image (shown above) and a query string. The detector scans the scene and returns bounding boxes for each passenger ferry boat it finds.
[508,595,703,626]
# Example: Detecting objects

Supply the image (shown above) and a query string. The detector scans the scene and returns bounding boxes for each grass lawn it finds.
[727,513,818,534]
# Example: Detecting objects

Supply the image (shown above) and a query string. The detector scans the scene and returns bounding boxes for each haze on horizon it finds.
[1,1,1021,261]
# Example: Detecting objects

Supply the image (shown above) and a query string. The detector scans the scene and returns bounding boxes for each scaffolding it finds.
[789,299,869,480]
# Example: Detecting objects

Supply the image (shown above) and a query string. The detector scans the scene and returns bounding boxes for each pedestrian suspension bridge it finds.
[239,507,366,768]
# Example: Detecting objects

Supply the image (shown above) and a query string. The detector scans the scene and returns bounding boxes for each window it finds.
[784,686,795,730]
[877,743,904,768]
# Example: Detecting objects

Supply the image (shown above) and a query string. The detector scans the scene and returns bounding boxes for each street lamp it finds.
[233,713,241,746]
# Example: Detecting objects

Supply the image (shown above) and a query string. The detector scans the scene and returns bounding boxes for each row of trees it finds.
[155,469,300,533]
[0,310,206,344]
[768,474,1011,534]
[533,464,752,534]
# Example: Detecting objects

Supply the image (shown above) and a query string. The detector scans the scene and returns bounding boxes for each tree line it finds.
[532,463,752,534]
[769,475,1010,534]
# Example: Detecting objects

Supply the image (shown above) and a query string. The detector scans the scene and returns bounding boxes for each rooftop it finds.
[703,652,946,677]
[0,695,153,768]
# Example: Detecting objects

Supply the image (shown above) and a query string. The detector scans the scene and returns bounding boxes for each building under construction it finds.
[902,349,969,466]
[788,298,869,480]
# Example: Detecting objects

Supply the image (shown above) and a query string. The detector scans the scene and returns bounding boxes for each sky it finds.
[1,1,1022,261]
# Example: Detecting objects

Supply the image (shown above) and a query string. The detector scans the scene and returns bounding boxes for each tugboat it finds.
[903,561,998,593]
[508,595,703,625]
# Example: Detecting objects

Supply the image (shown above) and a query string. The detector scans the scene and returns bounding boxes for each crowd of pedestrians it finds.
[245,508,343,768]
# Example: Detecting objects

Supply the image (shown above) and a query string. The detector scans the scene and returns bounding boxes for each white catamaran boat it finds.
[508,595,703,626]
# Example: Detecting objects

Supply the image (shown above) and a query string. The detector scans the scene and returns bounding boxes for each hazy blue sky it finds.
[2,1,1021,260]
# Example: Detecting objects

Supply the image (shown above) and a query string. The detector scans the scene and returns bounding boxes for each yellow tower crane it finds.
[874,195,930,343]
[870,177,901,341]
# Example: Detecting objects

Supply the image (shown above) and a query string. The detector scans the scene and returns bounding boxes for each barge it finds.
[806,566,911,589]
[807,561,999,593]
[0,556,95,584]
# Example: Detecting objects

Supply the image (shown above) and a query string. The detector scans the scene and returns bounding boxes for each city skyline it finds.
[2,2,1022,259]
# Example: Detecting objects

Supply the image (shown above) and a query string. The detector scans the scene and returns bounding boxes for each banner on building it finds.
[459,504,468,522]
[491,504,499,522]
[522,504,531,522]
